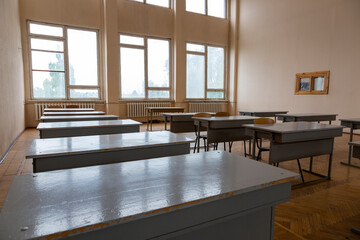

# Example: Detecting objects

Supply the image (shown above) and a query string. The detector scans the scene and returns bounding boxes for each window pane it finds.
[207,91,224,99]
[300,78,310,91]
[29,23,63,37]
[208,0,225,18]
[32,71,65,98]
[313,77,324,91]
[186,43,205,53]
[148,90,170,99]
[120,35,144,46]
[207,46,224,89]
[31,51,64,71]
[70,89,99,98]
[30,38,64,52]
[148,39,169,88]
[147,0,169,8]
[186,54,205,98]
[67,29,98,86]
[120,47,145,98]
[186,0,205,14]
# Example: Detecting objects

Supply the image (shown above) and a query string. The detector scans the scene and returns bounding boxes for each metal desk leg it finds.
[150,111,153,131]
[309,157,313,172]
[197,122,201,153]
[146,110,149,131]
[164,116,168,131]
[329,120,332,125]
[351,227,360,235]
[252,135,256,160]
[341,125,360,168]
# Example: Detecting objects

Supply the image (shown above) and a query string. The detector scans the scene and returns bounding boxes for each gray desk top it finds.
[162,112,215,116]
[276,113,338,117]
[244,122,344,134]
[146,107,184,110]
[44,108,94,112]
[349,141,360,146]
[26,131,194,159]
[339,118,360,123]
[0,151,298,240]
[40,115,118,121]
[37,120,142,130]
[43,111,105,116]
[239,110,288,114]
[193,116,259,122]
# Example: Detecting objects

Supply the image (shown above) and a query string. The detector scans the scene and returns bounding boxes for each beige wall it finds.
[20,0,232,126]
[0,0,25,158]
[237,0,360,123]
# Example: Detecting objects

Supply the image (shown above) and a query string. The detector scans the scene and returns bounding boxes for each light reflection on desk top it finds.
[193,116,259,121]
[276,113,338,118]
[37,120,142,130]
[40,115,118,120]
[26,131,194,158]
[0,151,298,239]
[244,122,344,133]
[44,108,94,112]
[43,111,105,116]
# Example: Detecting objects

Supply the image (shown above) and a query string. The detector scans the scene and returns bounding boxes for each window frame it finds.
[119,33,173,101]
[128,0,172,9]
[185,42,227,100]
[185,0,227,19]
[27,20,101,100]
[294,71,330,95]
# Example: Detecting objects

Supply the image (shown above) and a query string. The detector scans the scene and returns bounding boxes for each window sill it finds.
[184,99,229,102]
[25,99,106,104]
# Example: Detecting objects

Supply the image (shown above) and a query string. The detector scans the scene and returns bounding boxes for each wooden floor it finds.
[1,123,360,239]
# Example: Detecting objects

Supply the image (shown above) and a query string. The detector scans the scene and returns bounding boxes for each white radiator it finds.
[127,102,171,117]
[189,102,224,113]
[35,102,95,120]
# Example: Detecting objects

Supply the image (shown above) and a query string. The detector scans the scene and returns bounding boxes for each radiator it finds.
[189,102,224,113]
[127,102,171,117]
[35,102,95,120]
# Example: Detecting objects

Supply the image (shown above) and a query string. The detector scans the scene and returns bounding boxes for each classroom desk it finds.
[192,116,259,151]
[26,131,193,173]
[43,111,105,116]
[239,110,288,122]
[340,118,360,168]
[44,108,94,112]
[276,113,337,124]
[37,120,142,139]
[245,122,343,186]
[146,107,184,131]
[0,151,298,240]
[162,112,215,133]
[40,115,118,122]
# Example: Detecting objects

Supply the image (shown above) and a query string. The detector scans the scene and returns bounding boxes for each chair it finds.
[66,105,80,108]
[46,105,62,109]
[254,118,275,160]
[193,113,212,153]
[214,112,233,152]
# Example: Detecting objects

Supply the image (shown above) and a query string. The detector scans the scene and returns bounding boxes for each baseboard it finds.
[0,129,25,164]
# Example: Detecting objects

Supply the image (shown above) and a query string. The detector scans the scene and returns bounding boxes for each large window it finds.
[120,34,171,100]
[186,0,226,19]
[28,21,100,99]
[186,43,225,99]
[130,0,170,8]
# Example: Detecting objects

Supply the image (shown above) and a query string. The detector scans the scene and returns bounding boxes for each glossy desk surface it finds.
[239,110,288,114]
[37,120,142,130]
[276,113,338,118]
[0,151,298,240]
[340,118,360,123]
[193,116,259,122]
[44,108,94,112]
[162,112,215,117]
[43,111,105,116]
[244,122,343,134]
[146,107,184,111]
[26,131,194,159]
[349,141,360,146]
[40,115,118,121]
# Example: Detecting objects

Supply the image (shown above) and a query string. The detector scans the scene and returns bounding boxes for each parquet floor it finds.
[0,123,359,239]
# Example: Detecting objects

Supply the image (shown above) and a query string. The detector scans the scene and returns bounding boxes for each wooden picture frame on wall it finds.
[295,71,330,95]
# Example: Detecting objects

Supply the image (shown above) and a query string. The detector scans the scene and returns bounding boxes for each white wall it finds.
[237,0,360,122]
[0,0,25,158]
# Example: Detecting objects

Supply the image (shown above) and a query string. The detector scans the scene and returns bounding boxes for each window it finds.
[295,71,330,95]
[119,34,171,99]
[130,0,170,8]
[186,43,225,99]
[186,0,226,19]
[28,22,100,99]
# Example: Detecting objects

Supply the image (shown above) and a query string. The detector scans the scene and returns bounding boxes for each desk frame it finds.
[276,114,337,124]
[146,107,184,131]
[340,119,360,168]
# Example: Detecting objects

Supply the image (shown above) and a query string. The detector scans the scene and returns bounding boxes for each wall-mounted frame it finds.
[295,71,330,95]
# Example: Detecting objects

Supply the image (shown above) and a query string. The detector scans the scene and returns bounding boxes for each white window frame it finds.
[27,20,101,100]
[119,33,172,100]
[185,42,226,100]
[128,0,171,9]
[185,0,227,19]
